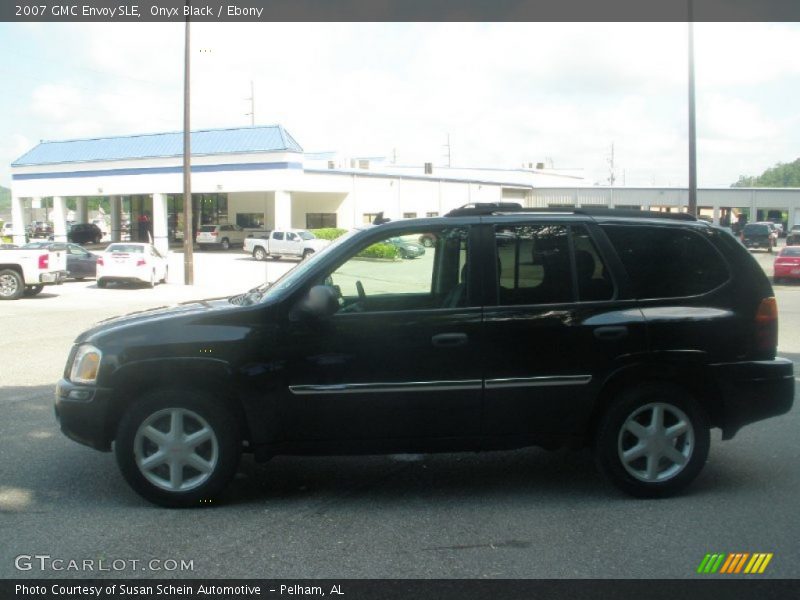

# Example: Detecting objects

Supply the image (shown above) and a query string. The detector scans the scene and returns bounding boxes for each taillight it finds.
[755,297,778,352]
[38,254,49,269]
[97,256,104,266]
[136,259,146,266]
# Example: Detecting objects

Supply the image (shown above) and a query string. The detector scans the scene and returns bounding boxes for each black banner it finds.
[3,579,799,600]
[3,0,800,23]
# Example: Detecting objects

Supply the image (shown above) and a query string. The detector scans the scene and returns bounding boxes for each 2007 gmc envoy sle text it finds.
[55,204,794,507]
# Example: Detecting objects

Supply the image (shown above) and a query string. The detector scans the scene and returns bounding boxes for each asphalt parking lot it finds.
[1,245,799,579]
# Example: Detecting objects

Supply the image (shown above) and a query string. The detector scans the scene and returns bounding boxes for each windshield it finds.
[229,228,362,306]
[299,231,316,240]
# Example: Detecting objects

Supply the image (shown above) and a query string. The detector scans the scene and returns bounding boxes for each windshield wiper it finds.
[229,282,272,306]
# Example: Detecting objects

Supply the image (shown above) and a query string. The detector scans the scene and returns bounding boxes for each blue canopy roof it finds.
[12,125,303,167]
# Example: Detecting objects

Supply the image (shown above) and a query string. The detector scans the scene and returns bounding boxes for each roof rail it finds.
[445,203,697,221]
[445,202,523,217]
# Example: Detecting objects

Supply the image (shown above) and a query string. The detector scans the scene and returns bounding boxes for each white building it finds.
[9,124,800,252]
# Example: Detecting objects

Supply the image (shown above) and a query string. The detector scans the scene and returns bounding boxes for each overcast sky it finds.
[1,22,799,189]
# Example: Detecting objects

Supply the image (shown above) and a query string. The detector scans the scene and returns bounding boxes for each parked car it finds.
[0,244,67,299]
[244,229,329,261]
[196,224,248,250]
[741,223,775,252]
[96,243,168,288]
[23,242,98,280]
[418,233,437,248]
[386,236,425,259]
[773,246,800,284]
[2,222,15,236]
[68,223,103,245]
[29,221,53,239]
[55,206,793,507]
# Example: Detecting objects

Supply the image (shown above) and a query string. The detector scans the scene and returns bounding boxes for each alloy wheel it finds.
[617,402,695,483]
[133,407,219,492]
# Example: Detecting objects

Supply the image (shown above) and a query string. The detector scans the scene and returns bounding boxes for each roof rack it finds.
[445,202,697,221]
[445,202,523,216]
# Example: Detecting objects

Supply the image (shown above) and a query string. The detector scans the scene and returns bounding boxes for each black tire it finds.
[97,278,107,289]
[595,382,710,498]
[421,236,434,248]
[302,248,314,260]
[0,268,24,300]
[253,247,267,261]
[161,267,168,284]
[23,285,44,297]
[148,270,156,288]
[114,389,242,508]
[221,238,230,251]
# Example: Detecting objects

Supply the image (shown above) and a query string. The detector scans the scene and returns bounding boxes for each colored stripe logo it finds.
[697,553,773,574]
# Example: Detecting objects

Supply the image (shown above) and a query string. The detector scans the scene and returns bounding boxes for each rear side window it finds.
[602,225,729,299]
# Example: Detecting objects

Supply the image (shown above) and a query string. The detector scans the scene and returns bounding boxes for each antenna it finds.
[245,80,254,126]
[607,142,616,186]
[442,133,451,167]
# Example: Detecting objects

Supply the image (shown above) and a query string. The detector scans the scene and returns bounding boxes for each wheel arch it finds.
[106,359,252,445]
[586,360,723,445]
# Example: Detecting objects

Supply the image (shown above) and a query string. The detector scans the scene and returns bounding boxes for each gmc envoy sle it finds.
[55,205,794,507]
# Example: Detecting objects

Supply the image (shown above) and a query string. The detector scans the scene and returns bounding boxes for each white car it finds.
[96,243,168,288]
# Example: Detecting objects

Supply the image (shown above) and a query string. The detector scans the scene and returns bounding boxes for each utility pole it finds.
[182,2,194,285]
[442,133,451,167]
[245,80,255,126]
[688,0,698,216]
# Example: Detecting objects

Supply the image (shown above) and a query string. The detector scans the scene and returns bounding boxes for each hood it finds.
[75,296,235,344]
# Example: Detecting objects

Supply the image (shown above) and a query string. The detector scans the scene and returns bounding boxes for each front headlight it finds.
[69,345,102,384]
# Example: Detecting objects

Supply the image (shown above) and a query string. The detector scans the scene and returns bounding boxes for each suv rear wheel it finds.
[115,389,242,508]
[595,383,709,498]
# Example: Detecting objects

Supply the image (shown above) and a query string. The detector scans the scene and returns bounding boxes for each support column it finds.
[152,193,169,254]
[712,205,720,225]
[110,196,122,242]
[274,190,292,229]
[11,196,26,245]
[76,197,88,223]
[52,196,68,243]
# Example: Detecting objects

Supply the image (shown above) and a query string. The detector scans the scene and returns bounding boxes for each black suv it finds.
[55,205,794,507]
[68,223,103,245]
[741,222,775,253]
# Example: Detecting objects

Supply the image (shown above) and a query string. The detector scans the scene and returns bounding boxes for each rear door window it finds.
[601,225,729,299]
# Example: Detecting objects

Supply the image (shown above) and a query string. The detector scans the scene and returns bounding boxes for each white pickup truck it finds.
[243,229,330,261]
[0,245,68,299]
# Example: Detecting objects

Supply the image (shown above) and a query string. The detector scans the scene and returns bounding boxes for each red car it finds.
[773,246,800,283]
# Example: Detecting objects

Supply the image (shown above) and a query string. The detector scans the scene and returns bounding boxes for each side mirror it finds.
[291,285,339,321]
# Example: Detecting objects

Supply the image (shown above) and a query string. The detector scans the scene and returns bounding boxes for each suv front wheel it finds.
[595,383,709,498]
[115,389,242,507]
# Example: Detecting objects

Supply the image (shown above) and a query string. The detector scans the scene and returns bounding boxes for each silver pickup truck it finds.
[0,245,68,299]
[243,229,330,261]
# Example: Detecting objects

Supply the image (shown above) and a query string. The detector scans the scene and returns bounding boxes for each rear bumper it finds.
[39,270,66,285]
[711,358,794,439]
[55,378,114,451]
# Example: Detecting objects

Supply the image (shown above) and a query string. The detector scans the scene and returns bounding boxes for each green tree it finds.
[732,158,800,187]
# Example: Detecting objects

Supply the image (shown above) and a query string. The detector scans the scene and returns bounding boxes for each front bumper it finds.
[55,378,115,451]
[711,358,794,439]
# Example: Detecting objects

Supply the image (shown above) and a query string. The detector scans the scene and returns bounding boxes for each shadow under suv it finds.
[55,204,794,506]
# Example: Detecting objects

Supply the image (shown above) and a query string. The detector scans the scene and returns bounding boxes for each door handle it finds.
[432,333,468,348]
[594,326,628,341]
